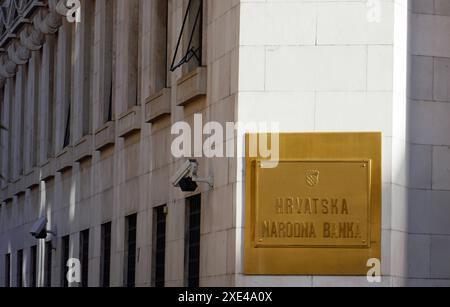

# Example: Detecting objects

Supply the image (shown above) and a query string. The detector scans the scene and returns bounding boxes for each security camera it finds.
[171,160,195,187]
[30,217,49,239]
[171,159,213,192]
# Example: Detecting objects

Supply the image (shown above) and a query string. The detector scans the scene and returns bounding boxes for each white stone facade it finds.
[0,0,449,287]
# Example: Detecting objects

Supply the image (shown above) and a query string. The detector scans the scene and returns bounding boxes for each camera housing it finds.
[30,216,48,239]
[171,159,213,192]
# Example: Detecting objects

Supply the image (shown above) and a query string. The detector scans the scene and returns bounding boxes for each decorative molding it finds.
[94,121,115,151]
[176,67,207,106]
[0,0,67,85]
[117,106,142,138]
[73,135,93,162]
[145,88,172,124]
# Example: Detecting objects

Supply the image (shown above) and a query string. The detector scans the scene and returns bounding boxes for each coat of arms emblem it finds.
[305,170,320,187]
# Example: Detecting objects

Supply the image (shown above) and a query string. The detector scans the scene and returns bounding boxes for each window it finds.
[185,195,201,287]
[45,241,52,287]
[127,0,139,108]
[17,249,23,287]
[103,0,115,123]
[1,80,14,185]
[46,35,56,159]
[0,88,5,187]
[62,23,75,149]
[30,52,41,168]
[80,0,95,137]
[125,214,137,287]
[80,230,89,287]
[171,0,203,73]
[150,0,169,95]
[4,253,10,287]
[17,65,27,177]
[100,222,112,287]
[152,205,167,287]
[30,246,37,287]
[61,235,70,287]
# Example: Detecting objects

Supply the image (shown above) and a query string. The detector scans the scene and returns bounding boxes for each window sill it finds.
[55,147,73,173]
[117,106,142,138]
[94,122,115,151]
[13,177,26,197]
[145,88,172,124]
[24,168,40,190]
[74,135,93,162]
[0,188,7,203]
[176,67,207,107]
[40,159,56,181]
[3,185,14,202]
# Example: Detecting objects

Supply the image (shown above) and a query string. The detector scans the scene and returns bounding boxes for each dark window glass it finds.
[80,230,89,287]
[100,222,112,287]
[63,106,71,148]
[153,206,167,287]
[45,242,52,287]
[4,253,10,288]
[126,214,137,287]
[104,0,114,123]
[30,246,37,287]
[186,0,203,72]
[186,195,201,287]
[62,23,74,149]
[151,0,169,94]
[17,250,23,287]
[170,0,203,72]
[61,236,70,287]
[128,0,139,108]
[81,0,95,136]
[47,35,56,159]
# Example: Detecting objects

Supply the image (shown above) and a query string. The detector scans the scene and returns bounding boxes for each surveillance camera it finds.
[171,159,213,192]
[171,160,195,187]
[171,159,197,191]
[30,217,48,239]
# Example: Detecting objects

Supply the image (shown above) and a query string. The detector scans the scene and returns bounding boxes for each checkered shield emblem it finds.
[305,170,320,187]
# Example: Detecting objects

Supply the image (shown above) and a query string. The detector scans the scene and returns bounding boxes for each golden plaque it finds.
[245,133,382,275]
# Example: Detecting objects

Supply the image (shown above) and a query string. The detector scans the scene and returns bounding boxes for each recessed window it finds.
[171,0,203,73]
[31,53,40,168]
[185,195,201,287]
[150,0,169,95]
[127,0,140,109]
[152,205,167,287]
[80,230,90,287]
[61,235,70,287]
[125,214,137,287]
[4,253,10,287]
[81,0,95,137]
[103,0,115,123]
[17,249,23,287]
[46,35,57,159]
[100,222,112,287]
[45,241,52,287]
[30,245,37,287]
[62,23,74,149]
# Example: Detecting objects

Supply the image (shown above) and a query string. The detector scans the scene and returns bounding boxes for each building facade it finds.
[1,0,450,287]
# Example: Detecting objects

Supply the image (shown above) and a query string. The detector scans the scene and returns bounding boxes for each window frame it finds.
[184,194,201,287]
[152,205,167,287]
[125,214,137,287]
[30,245,37,287]
[61,235,70,287]
[45,241,52,287]
[100,222,112,287]
[16,249,23,287]
[80,229,90,287]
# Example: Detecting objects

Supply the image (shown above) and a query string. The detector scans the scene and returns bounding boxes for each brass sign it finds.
[245,133,381,276]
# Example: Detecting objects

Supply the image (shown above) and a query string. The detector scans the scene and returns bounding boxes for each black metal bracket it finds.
[170,0,202,72]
